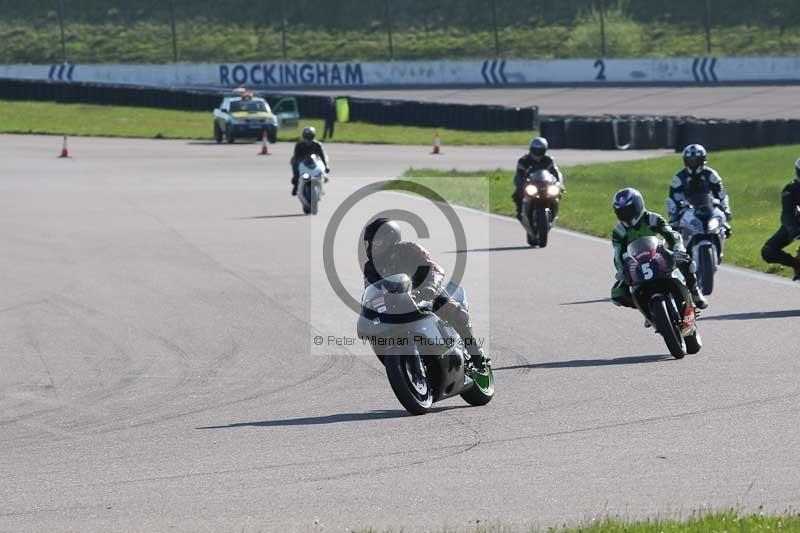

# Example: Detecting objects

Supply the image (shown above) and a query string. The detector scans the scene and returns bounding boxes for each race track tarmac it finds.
[287,85,800,119]
[1,135,798,531]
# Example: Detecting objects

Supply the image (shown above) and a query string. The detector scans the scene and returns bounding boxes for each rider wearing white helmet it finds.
[666,144,732,227]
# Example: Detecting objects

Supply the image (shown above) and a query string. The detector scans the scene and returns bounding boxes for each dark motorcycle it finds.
[521,169,562,248]
[356,274,494,415]
[622,237,702,359]
[677,193,728,295]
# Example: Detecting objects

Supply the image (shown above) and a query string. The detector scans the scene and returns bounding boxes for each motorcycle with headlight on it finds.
[521,169,563,247]
[678,192,728,295]
[297,154,328,215]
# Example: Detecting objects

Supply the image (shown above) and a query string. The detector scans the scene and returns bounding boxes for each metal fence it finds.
[2,0,800,64]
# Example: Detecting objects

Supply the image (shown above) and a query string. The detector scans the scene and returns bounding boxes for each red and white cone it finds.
[431,130,441,155]
[259,131,270,155]
[59,135,69,158]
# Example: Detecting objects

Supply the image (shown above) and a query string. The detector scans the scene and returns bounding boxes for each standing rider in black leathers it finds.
[362,218,489,371]
[512,137,563,220]
[290,126,329,196]
[666,144,732,229]
[761,159,800,280]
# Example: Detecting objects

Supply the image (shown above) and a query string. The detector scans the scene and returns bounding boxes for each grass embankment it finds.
[358,510,800,532]
[404,144,800,278]
[0,100,533,146]
[3,17,800,63]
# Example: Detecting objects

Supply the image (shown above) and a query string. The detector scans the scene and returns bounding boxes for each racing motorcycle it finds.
[356,274,494,415]
[622,236,702,359]
[678,193,727,295]
[520,169,563,248]
[297,154,327,215]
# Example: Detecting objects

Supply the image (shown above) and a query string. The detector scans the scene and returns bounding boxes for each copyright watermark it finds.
[306,175,492,355]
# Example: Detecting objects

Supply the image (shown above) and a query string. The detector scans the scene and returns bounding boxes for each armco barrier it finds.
[0,78,538,132]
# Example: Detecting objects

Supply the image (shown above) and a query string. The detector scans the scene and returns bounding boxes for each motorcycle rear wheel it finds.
[385,353,433,415]
[460,366,495,407]
[650,295,686,359]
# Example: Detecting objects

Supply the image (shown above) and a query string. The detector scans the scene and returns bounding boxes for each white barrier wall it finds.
[2,57,800,88]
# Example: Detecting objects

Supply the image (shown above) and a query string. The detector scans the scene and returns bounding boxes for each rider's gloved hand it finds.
[325,167,331,173]
[673,250,691,265]
[725,210,733,221]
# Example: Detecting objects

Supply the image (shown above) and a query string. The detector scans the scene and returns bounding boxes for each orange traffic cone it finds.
[431,130,441,155]
[259,131,270,155]
[59,135,69,158]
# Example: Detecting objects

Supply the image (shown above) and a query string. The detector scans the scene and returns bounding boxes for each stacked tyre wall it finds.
[540,116,800,151]
[0,78,537,132]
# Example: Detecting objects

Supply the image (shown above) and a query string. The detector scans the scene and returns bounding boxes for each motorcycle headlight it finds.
[547,185,561,197]
[707,218,720,231]
[302,173,311,180]
[524,184,538,197]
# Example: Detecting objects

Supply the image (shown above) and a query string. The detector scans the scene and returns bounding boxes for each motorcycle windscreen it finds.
[626,236,660,259]
[527,169,556,185]
[360,276,422,324]
[687,193,715,219]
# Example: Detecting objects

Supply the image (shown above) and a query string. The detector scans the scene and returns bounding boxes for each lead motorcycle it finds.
[622,236,702,359]
[520,169,563,248]
[356,274,495,415]
[297,154,328,215]
[678,193,728,295]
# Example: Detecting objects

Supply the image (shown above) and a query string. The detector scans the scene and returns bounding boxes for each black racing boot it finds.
[690,288,709,309]
[793,255,800,281]
[464,338,489,372]
[291,183,298,196]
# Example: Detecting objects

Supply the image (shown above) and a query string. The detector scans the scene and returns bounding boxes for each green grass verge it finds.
[357,511,800,532]
[0,100,533,146]
[404,144,800,278]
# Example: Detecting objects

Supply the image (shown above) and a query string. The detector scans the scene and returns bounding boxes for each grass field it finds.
[3,18,800,63]
[404,144,800,278]
[0,100,534,146]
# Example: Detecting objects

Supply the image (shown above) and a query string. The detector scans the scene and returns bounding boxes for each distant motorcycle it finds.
[357,274,495,415]
[520,169,563,248]
[297,154,328,215]
[678,193,728,295]
[622,236,702,359]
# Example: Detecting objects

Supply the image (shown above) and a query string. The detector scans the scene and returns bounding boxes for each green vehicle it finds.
[212,93,299,144]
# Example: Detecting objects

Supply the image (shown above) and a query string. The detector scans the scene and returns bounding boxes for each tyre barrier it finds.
[0,78,538,132]
[541,114,800,151]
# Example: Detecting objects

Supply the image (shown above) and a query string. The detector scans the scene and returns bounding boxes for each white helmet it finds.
[682,144,708,175]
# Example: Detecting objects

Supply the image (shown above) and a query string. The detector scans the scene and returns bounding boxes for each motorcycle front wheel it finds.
[310,184,319,215]
[301,182,312,214]
[649,294,686,359]
[535,206,549,248]
[384,351,433,415]
[698,244,716,295]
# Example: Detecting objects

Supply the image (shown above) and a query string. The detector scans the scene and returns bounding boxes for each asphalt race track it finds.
[1,135,798,531]
[288,86,800,119]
